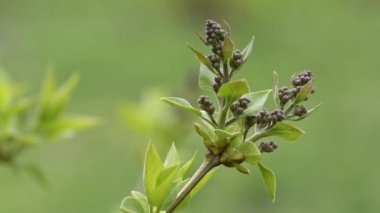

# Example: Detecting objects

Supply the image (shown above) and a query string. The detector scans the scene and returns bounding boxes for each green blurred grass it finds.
[0,0,379,212]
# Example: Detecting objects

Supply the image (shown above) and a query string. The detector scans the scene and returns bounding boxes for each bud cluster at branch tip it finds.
[279,70,315,106]
[205,20,226,57]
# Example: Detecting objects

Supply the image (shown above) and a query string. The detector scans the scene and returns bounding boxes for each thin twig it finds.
[166,156,220,213]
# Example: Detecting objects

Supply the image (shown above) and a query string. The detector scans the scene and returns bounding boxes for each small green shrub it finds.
[0,67,97,184]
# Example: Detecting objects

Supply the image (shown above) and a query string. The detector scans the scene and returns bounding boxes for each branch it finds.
[166,155,220,213]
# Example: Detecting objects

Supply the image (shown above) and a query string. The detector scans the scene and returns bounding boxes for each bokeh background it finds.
[1,0,379,212]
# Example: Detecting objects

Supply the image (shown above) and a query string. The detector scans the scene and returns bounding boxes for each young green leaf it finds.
[217,80,250,105]
[229,133,243,148]
[294,80,313,104]
[121,196,146,213]
[199,64,216,92]
[233,162,250,174]
[39,116,98,139]
[194,121,219,154]
[176,168,219,211]
[160,181,181,211]
[222,36,234,59]
[223,20,232,36]
[144,143,164,200]
[181,152,197,177]
[156,165,180,186]
[258,162,276,202]
[39,68,56,113]
[241,36,255,62]
[197,33,208,45]
[250,122,305,142]
[214,129,234,139]
[193,123,212,141]
[242,90,272,116]
[150,165,180,209]
[164,143,181,167]
[49,73,80,119]
[22,164,50,190]
[161,97,202,116]
[131,191,150,213]
[0,70,13,112]
[187,44,215,72]
[272,71,280,108]
[238,142,261,165]
[189,167,218,197]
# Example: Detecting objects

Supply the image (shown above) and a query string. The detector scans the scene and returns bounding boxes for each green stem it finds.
[222,60,229,82]
[285,102,296,115]
[225,117,236,127]
[166,156,220,213]
[218,104,229,129]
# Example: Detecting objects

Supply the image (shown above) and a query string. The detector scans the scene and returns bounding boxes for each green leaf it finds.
[193,123,212,141]
[121,196,146,213]
[0,69,13,112]
[287,103,323,121]
[161,97,202,116]
[11,97,33,117]
[187,44,214,72]
[131,191,150,213]
[241,36,255,62]
[218,80,250,105]
[156,165,180,186]
[164,143,180,167]
[40,116,98,139]
[197,33,208,45]
[194,122,218,154]
[214,129,234,139]
[251,122,305,142]
[14,134,40,145]
[272,71,280,107]
[294,80,313,104]
[181,152,197,177]
[22,164,49,190]
[223,20,232,36]
[242,90,272,116]
[229,133,243,148]
[238,142,261,165]
[38,69,56,120]
[222,36,234,59]
[199,64,216,92]
[189,167,218,197]
[258,162,276,202]
[38,72,80,122]
[233,163,250,174]
[160,181,180,211]
[144,143,164,200]
[51,74,80,120]
[151,165,180,208]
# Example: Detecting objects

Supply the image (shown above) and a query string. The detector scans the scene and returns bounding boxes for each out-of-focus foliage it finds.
[120,89,193,148]
[0,68,97,165]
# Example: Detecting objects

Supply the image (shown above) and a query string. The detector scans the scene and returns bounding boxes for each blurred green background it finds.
[0,0,379,212]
